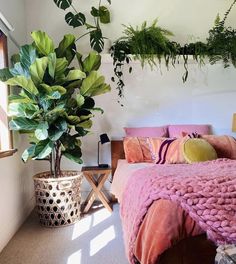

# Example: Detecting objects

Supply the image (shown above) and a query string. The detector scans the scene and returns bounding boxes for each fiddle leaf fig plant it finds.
[0,30,111,177]
[53,0,111,53]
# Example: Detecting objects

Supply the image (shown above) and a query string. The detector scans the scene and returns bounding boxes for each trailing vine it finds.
[111,1,236,99]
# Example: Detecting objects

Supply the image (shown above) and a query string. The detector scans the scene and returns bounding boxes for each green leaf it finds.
[48,119,67,141]
[8,94,35,104]
[48,53,57,79]
[45,107,66,123]
[90,29,104,53]
[40,84,66,95]
[47,91,61,99]
[31,31,54,56]
[34,139,53,159]
[83,51,101,72]
[75,127,89,136]
[10,63,29,78]
[63,146,82,163]
[91,107,104,114]
[55,58,68,76]
[11,54,20,64]
[80,71,110,97]
[78,119,92,129]
[66,115,81,125]
[65,69,86,81]
[9,117,39,131]
[90,7,100,17]
[6,76,39,95]
[65,12,86,28]
[30,57,48,85]
[19,45,37,72]
[0,68,13,82]
[8,102,39,118]
[53,0,72,10]
[22,145,36,162]
[99,6,110,24]
[55,34,76,64]
[76,94,85,107]
[35,122,49,140]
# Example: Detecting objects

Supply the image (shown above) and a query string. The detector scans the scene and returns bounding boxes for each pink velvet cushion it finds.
[168,124,211,138]
[123,137,153,163]
[147,137,187,164]
[201,135,236,159]
[124,126,168,137]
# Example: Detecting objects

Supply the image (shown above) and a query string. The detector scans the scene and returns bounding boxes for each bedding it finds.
[124,126,168,137]
[168,124,211,137]
[120,159,236,264]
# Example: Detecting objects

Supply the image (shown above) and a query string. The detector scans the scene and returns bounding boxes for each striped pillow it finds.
[148,137,187,164]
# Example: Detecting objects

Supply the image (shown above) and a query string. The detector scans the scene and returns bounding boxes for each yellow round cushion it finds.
[183,138,217,163]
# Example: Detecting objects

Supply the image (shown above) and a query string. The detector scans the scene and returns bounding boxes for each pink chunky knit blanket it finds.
[120,159,236,264]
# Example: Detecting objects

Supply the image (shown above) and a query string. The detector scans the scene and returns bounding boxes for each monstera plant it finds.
[0,30,111,226]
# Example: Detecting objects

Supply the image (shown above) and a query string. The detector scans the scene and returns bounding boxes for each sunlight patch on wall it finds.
[90,225,115,256]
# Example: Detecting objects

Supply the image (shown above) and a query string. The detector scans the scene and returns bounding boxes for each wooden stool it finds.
[82,166,113,213]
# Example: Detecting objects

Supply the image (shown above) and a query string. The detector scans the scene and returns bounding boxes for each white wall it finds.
[0,0,35,252]
[24,0,236,169]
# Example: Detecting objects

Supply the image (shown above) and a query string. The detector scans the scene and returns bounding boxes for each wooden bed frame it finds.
[110,139,216,264]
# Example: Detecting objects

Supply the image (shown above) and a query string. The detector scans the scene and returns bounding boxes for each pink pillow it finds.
[168,124,211,138]
[123,137,153,163]
[124,126,168,137]
[201,135,236,159]
[148,137,187,164]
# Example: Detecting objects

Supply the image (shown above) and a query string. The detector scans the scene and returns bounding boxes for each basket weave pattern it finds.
[34,171,83,227]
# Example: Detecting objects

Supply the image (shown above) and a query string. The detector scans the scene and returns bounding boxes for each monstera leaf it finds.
[65,12,86,28]
[90,29,104,53]
[53,0,72,10]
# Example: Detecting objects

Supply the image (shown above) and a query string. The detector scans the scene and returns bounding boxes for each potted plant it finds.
[0,30,111,227]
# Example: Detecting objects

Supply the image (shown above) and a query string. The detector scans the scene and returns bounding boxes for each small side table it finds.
[82,166,113,213]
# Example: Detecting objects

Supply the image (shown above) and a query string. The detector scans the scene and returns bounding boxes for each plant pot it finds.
[33,171,83,227]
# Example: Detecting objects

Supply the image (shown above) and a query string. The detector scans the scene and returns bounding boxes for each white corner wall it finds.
[0,0,36,252]
[24,0,236,170]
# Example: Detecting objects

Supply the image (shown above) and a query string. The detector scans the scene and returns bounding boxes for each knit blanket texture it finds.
[120,159,236,264]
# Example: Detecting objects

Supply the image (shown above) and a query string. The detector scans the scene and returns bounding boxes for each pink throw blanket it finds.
[120,159,236,264]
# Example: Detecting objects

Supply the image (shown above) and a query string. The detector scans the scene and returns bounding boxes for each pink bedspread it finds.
[120,159,236,264]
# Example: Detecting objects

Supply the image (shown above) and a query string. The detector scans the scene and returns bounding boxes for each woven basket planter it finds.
[33,171,83,227]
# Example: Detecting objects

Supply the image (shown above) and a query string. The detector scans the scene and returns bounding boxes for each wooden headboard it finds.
[111,140,124,175]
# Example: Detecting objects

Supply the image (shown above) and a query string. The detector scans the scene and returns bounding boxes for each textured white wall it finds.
[0,0,35,252]
[24,0,236,169]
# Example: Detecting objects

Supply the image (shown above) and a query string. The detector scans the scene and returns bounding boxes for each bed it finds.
[110,139,236,264]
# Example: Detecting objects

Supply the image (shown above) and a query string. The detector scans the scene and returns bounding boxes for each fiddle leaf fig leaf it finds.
[90,29,104,53]
[76,94,85,107]
[30,57,48,85]
[22,144,36,162]
[35,122,49,140]
[65,70,86,81]
[99,6,110,24]
[53,0,72,10]
[83,51,101,72]
[31,31,54,56]
[63,148,83,164]
[6,76,39,95]
[65,12,86,28]
[55,34,76,63]
[55,58,68,76]
[8,102,39,118]
[34,139,53,159]
[0,68,13,81]
[80,71,110,97]
[10,62,30,78]
[19,45,37,72]
[9,117,39,131]
[48,52,57,78]
[78,119,92,129]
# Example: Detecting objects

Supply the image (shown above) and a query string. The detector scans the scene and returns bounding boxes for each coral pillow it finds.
[183,138,217,163]
[124,126,168,137]
[148,137,187,164]
[168,124,211,138]
[201,135,236,159]
[123,137,153,163]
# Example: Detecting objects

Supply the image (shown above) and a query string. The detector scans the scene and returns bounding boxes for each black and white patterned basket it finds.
[215,245,236,264]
